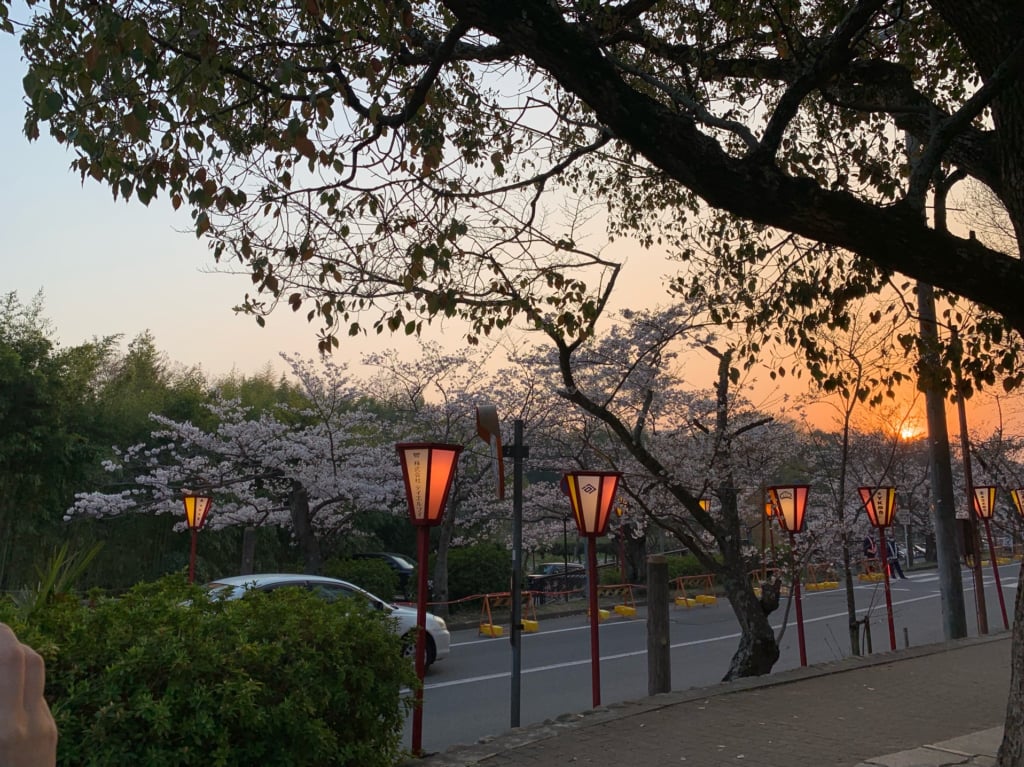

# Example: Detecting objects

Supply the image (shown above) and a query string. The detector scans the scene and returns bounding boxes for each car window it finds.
[259,582,307,593]
[310,582,385,610]
[309,583,358,601]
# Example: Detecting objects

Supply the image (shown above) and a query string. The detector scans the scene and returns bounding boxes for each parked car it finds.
[353,551,416,596]
[527,562,585,603]
[204,573,450,667]
[532,562,585,577]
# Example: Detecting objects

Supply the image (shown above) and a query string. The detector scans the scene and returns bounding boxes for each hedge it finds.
[1,577,416,767]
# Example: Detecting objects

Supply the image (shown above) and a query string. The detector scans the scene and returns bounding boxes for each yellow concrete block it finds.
[613,605,637,617]
[695,594,717,605]
[480,623,504,637]
[675,596,699,607]
[521,619,539,633]
[587,608,611,620]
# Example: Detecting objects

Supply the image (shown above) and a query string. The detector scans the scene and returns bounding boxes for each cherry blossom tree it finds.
[69,356,405,573]
[511,303,805,679]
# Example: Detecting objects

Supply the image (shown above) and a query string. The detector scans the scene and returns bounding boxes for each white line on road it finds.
[428,591,947,691]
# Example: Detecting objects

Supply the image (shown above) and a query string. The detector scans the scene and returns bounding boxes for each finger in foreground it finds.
[0,623,27,715]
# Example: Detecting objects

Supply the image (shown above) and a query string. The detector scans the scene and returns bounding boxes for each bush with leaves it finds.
[322,557,399,601]
[445,543,512,605]
[664,553,716,581]
[0,577,416,767]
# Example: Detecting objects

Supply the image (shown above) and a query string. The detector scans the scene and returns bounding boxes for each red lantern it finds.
[972,486,997,519]
[859,487,897,528]
[396,442,463,526]
[768,485,809,533]
[564,471,622,537]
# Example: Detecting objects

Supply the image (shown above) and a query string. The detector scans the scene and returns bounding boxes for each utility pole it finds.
[504,419,528,727]
[951,326,989,635]
[907,142,968,640]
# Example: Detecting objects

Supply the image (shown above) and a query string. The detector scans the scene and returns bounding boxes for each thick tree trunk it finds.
[720,565,781,680]
[240,526,257,575]
[288,483,322,574]
[997,565,1024,766]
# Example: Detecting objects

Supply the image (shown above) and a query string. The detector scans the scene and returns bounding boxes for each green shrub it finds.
[0,577,416,767]
[446,543,511,602]
[598,564,625,585]
[323,557,399,599]
[664,553,715,580]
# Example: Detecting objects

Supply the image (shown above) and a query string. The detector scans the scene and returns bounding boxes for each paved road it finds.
[405,563,1020,753]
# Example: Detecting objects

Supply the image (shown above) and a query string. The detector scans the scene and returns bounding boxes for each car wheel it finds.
[402,631,437,670]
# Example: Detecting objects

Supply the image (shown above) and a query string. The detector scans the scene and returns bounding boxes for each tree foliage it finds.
[9,0,1024,396]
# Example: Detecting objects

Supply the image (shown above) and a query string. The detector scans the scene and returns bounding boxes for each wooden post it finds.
[647,555,671,695]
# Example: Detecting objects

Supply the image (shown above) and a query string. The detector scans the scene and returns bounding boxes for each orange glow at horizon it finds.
[899,423,925,441]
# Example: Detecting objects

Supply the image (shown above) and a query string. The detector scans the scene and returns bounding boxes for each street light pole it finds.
[564,470,622,708]
[396,442,462,757]
[859,487,899,651]
[768,484,810,667]
[972,486,1009,630]
[182,494,213,584]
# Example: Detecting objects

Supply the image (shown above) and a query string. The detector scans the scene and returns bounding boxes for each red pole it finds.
[982,518,1010,630]
[879,528,897,651]
[790,531,807,667]
[188,528,198,584]
[761,518,767,580]
[411,526,430,756]
[587,536,602,707]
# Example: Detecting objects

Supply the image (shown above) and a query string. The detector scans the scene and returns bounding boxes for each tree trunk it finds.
[287,483,321,574]
[997,565,1024,766]
[433,506,456,620]
[240,526,257,575]
[720,564,780,680]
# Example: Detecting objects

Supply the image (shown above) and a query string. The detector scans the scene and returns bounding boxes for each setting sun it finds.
[899,423,925,441]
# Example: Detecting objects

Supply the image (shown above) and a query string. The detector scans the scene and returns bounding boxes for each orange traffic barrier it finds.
[479,591,539,637]
[673,574,717,607]
[805,562,840,591]
[594,583,637,617]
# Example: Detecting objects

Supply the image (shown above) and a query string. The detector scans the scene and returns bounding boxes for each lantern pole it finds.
[189,528,199,583]
[981,517,1009,630]
[859,487,898,652]
[414,521,431,744]
[878,524,897,651]
[182,494,212,585]
[769,485,809,667]
[586,532,601,706]
[788,529,807,667]
[973,487,1009,630]
[564,471,622,708]
[396,442,462,757]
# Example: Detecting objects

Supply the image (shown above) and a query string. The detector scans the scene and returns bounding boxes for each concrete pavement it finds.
[413,633,1012,767]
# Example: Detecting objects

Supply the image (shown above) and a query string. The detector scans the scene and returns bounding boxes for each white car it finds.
[204,573,450,668]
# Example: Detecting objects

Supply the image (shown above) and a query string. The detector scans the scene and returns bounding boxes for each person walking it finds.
[886,538,908,579]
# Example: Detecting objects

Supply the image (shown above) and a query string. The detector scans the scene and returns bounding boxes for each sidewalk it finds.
[415,633,1011,767]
